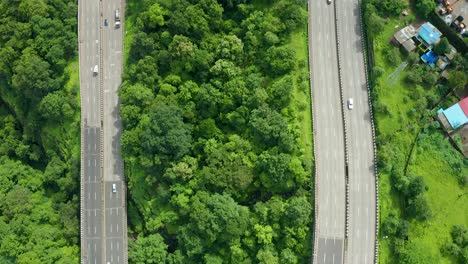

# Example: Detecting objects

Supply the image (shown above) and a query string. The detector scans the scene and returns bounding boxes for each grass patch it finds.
[372,16,468,264]
[289,27,314,162]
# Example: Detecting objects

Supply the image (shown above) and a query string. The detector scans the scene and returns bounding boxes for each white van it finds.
[93,65,98,75]
[115,9,121,28]
[348,98,354,110]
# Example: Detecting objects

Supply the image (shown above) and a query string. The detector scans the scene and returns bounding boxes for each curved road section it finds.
[309,0,376,263]
[309,0,346,263]
[79,0,127,263]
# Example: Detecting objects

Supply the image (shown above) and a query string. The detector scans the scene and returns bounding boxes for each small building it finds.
[436,56,450,71]
[401,39,417,53]
[444,45,457,61]
[392,25,417,46]
[440,69,450,81]
[418,22,442,47]
[437,97,468,131]
[421,50,438,67]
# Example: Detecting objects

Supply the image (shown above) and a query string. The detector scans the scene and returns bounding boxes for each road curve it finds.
[308,0,347,263]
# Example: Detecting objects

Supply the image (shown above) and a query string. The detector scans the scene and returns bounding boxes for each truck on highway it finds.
[115,9,121,28]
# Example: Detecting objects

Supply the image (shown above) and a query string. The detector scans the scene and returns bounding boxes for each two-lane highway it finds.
[79,0,127,263]
[309,0,376,263]
[309,0,346,263]
[79,0,102,263]
[102,1,127,263]
[337,0,376,263]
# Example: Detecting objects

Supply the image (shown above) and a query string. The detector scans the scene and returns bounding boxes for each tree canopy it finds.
[123,0,312,262]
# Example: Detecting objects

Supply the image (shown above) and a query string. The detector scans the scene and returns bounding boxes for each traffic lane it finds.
[106,238,124,264]
[86,239,101,264]
[317,237,344,264]
[102,0,124,182]
[309,1,346,263]
[338,0,376,263]
[310,3,346,239]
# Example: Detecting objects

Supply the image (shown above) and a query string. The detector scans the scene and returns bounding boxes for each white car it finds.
[93,65,98,75]
[348,98,354,110]
[112,183,116,193]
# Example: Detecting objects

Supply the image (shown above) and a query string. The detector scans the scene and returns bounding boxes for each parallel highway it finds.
[79,0,127,263]
[308,0,346,263]
[308,0,376,263]
[337,0,376,263]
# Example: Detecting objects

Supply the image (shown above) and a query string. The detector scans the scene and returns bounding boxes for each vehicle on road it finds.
[115,9,121,28]
[348,98,354,110]
[93,65,98,75]
[327,0,332,4]
[112,184,116,193]
[104,19,108,27]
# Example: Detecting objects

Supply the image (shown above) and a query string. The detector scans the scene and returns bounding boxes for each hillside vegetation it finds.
[122,0,314,263]
[0,0,80,263]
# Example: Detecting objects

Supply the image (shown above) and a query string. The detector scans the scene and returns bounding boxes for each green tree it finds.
[12,48,57,103]
[434,37,450,55]
[415,0,436,17]
[257,151,296,193]
[129,234,168,264]
[142,3,167,29]
[140,102,192,169]
[265,46,296,76]
[366,12,386,38]
[448,71,467,91]
[38,91,73,121]
[406,195,431,221]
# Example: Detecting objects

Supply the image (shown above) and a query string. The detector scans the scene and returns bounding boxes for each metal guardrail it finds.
[78,0,86,262]
[306,2,320,262]
[356,0,380,263]
[120,1,128,263]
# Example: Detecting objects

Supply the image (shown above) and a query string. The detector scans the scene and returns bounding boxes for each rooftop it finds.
[438,97,468,130]
[393,25,417,45]
[421,50,438,67]
[418,22,442,46]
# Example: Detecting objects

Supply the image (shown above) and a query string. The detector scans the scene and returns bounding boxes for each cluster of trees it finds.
[122,0,312,263]
[441,225,468,263]
[363,0,408,38]
[0,0,80,262]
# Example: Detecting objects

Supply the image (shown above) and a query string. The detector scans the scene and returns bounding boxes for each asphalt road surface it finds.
[79,0,102,262]
[102,1,127,263]
[79,0,127,263]
[308,0,346,263]
[337,0,376,263]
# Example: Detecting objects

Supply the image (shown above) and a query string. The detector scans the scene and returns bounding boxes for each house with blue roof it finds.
[421,50,438,67]
[418,22,442,47]
[437,97,468,131]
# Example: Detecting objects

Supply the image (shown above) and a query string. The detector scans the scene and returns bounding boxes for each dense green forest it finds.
[122,0,313,263]
[363,0,468,263]
[0,0,80,263]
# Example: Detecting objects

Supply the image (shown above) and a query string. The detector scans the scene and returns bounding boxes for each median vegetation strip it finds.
[122,0,314,262]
